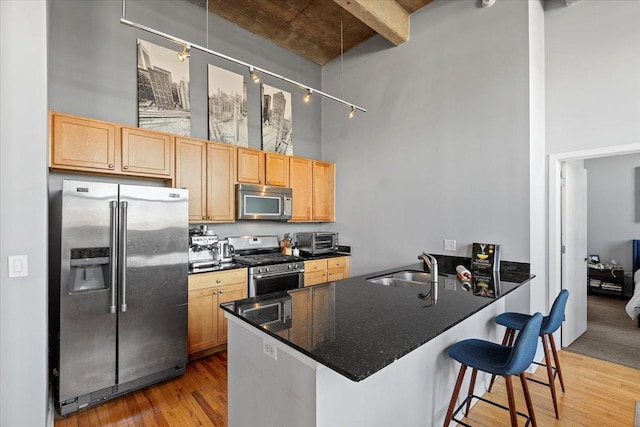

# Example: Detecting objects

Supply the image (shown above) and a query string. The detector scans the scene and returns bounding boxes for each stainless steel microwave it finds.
[236,183,292,221]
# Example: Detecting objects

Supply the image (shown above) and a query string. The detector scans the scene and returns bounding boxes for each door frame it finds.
[548,142,640,343]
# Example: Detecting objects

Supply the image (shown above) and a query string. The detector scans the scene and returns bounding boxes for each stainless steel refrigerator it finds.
[50,180,189,415]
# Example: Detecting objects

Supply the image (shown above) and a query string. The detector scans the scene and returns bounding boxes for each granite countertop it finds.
[221,260,534,382]
[298,252,351,261]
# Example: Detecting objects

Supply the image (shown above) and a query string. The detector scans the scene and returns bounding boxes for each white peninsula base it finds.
[225,282,531,427]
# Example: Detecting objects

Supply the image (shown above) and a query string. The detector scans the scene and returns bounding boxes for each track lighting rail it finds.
[120,0,366,116]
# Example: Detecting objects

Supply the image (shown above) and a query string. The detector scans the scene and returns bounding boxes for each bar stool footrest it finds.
[451,393,532,427]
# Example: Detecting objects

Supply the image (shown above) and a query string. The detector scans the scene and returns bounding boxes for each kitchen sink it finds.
[367,270,433,287]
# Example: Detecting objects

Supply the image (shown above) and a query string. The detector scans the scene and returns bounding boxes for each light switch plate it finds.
[8,255,28,278]
[443,239,456,252]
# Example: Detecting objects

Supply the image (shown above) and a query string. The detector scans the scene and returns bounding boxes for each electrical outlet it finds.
[443,239,456,252]
[263,340,277,360]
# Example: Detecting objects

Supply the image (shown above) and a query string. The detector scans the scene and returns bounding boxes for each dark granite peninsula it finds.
[222,259,534,427]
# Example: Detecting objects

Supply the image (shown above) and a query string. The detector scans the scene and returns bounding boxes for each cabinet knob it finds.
[123,165,129,170]
[202,216,206,219]
[219,290,224,293]
[216,279,222,283]
[108,164,114,169]
[208,216,212,220]
[213,291,218,295]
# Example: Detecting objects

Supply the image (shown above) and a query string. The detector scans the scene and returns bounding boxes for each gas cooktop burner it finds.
[234,253,302,266]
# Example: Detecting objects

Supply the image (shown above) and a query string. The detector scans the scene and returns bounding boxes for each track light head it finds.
[177,44,190,62]
[303,89,312,103]
[348,106,356,119]
[249,67,260,83]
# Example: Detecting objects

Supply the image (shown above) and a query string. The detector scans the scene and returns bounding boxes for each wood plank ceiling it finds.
[188,0,435,65]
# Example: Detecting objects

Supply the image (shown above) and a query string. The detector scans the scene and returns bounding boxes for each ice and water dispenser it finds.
[69,247,110,293]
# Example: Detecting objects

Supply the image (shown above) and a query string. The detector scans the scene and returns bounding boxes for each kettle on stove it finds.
[217,239,235,264]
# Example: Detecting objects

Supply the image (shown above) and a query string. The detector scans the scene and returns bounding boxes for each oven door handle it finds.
[254,269,304,279]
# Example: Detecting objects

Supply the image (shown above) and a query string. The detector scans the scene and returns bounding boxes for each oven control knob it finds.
[288,265,292,269]
[265,267,270,272]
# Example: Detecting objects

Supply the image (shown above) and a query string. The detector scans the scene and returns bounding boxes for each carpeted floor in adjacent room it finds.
[566,294,640,370]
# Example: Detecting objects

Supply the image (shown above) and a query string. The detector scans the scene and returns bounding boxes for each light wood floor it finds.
[55,350,640,426]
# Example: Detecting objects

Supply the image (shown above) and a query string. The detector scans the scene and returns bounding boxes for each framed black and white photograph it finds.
[261,84,293,155]
[207,64,248,146]
[137,39,191,136]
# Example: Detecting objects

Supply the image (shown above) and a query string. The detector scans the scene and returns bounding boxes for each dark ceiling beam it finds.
[331,0,410,45]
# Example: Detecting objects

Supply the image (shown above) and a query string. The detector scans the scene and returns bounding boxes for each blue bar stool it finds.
[443,312,543,427]
[488,290,569,419]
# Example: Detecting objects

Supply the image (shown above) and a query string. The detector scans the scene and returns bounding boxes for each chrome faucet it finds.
[419,252,438,302]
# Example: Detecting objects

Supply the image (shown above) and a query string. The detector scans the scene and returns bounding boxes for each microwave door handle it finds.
[109,201,118,314]
[254,270,304,279]
[119,201,128,313]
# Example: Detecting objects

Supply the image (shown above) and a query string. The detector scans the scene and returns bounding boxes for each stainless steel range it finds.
[228,235,304,297]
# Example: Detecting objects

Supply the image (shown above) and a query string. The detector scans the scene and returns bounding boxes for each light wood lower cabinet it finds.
[49,111,174,180]
[187,269,247,356]
[304,256,350,286]
[176,137,235,222]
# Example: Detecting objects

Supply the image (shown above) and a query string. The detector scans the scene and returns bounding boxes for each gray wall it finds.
[321,0,532,275]
[584,154,640,271]
[48,0,327,240]
[546,0,640,154]
[1,1,49,426]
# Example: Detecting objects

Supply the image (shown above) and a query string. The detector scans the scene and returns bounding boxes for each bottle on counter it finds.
[292,246,300,257]
[456,265,472,282]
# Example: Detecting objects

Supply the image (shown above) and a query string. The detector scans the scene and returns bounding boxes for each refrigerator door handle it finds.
[119,201,128,313]
[109,200,118,314]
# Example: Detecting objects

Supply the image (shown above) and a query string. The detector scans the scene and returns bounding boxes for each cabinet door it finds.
[121,127,173,177]
[312,161,335,222]
[237,147,264,184]
[207,142,236,222]
[188,288,218,353]
[51,113,116,172]
[304,259,328,286]
[265,152,289,187]
[327,257,350,281]
[216,282,247,345]
[176,137,207,221]
[289,157,313,222]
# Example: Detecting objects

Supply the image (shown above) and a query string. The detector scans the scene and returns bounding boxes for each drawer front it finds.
[304,271,328,287]
[327,269,346,281]
[189,268,247,291]
[305,259,327,273]
[327,257,347,269]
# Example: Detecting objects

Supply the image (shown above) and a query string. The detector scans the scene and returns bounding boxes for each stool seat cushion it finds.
[448,339,511,375]
[495,290,569,336]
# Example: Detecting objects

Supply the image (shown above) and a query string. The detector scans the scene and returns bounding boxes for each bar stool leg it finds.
[444,364,467,427]
[504,375,518,427]
[465,368,478,416]
[548,333,565,392]
[542,334,560,419]
[520,372,537,427]
[488,328,514,392]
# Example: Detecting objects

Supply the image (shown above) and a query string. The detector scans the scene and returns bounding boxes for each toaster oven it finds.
[295,232,339,255]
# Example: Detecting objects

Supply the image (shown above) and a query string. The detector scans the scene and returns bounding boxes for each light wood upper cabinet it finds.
[265,153,289,186]
[313,161,335,222]
[176,137,207,221]
[50,112,174,180]
[289,158,335,222]
[188,269,247,356]
[121,127,173,177]
[176,137,235,223]
[207,142,236,222]
[289,157,313,222]
[50,113,117,172]
[237,147,289,187]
